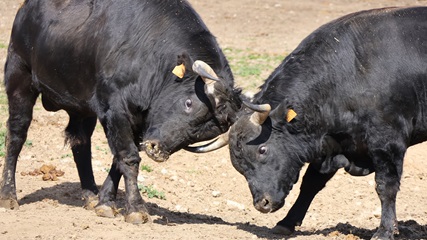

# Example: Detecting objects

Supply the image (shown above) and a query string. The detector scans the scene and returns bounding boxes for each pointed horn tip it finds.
[243,101,272,113]
[184,131,229,153]
[192,60,220,81]
[263,104,272,112]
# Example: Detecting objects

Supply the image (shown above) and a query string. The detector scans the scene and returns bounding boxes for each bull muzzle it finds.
[254,194,274,213]
[140,140,170,162]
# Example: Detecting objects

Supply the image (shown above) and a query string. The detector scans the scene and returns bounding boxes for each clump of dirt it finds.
[21,164,65,181]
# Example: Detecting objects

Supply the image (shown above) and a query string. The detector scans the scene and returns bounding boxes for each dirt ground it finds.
[1,0,427,239]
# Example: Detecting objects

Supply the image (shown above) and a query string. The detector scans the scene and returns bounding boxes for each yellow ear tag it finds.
[286,109,297,122]
[172,63,186,78]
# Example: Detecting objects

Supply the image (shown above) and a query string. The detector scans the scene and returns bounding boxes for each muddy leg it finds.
[0,53,38,209]
[95,112,148,223]
[371,146,404,240]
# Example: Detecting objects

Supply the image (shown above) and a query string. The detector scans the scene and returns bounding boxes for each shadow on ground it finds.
[18,182,427,239]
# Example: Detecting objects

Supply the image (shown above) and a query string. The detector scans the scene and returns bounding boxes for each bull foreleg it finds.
[272,163,336,235]
[95,112,149,224]
[371,146,404,240]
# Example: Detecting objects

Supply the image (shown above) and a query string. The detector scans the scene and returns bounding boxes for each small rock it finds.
[373,207,381,218]
[169,175,178,181]
[226,200,245,210]
[137,175,145,182]
[175,205,188,212]
[187,181,195,187]
[212,191,221,197]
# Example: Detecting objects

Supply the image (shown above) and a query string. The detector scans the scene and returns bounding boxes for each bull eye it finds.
[258,146,267,155]
[185,99,192,110]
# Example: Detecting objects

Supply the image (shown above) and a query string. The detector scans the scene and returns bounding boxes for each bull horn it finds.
[192,60,220,85]
[184,130,229,153]
[244,101,271,125]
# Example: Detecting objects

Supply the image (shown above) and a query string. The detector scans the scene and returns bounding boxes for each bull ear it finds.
[270,103,298,123]
[172,64,186,78]
[192,60,220,95]
[244,101,271,125]
[172,52,194,80]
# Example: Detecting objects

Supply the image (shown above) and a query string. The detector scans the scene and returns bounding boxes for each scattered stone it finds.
[187,181,195,187]
[137,175,145,182]
[373,207,381,218]
[226,200,245,210]
[212,191,221,197]
[175,205,188,212]
[169,175,178,181]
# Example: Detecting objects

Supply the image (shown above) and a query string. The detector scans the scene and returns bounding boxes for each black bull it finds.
[223,7,427,240]
[0,0,242,223]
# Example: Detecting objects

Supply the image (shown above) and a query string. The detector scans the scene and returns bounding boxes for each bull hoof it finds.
[95,204,118,218]
[371,236,393,240]
[0,198,19,210]
[83,195,99,210]
[125,211,150,224]
[371,233,394,240]
[271,224,294,235]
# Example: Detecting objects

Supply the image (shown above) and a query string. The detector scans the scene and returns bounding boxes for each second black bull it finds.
[197,6,427,240]
[0,0,242,223]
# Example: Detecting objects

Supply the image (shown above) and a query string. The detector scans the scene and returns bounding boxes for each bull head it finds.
[184,101,271,153]
[141,55,243,162]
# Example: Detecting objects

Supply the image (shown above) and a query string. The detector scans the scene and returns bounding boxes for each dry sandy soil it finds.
[1,0,427,239]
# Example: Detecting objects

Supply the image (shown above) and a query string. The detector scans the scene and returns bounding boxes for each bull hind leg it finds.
[65,115,99,209]
[0,53,38,209]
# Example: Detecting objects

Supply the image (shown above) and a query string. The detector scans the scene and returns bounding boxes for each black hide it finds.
[229,7,427,239]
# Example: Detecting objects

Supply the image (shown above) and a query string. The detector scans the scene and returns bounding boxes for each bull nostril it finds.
[144,140,159,151]
[255,196,273,213]
[261,198,270,208]
[142,140,170,162]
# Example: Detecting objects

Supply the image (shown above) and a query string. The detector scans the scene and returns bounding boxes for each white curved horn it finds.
[244,102,271,125]
[192,60,220,84]
[184,130,229,153]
